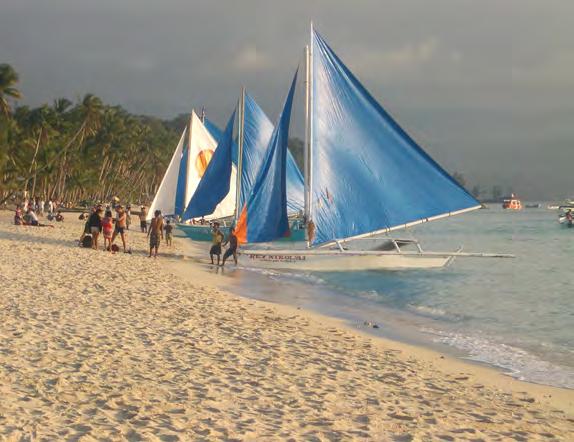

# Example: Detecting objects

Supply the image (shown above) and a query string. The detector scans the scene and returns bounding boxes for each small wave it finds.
[239,266,327,285]
[423,328,574,389]
[407,304,467,322]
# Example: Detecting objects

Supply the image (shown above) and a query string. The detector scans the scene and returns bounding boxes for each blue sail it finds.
[310,29,480,246]
[239,93,273,213]
[174,146,188,216]
[241,93,304,215]
[205,116,239,165]
[236,71,298,243]
[182,110,236,220]
[204,118,222,143]
[286,152,304,214]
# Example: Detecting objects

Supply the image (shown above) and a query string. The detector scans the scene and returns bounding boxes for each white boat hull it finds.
[239,250,453,271]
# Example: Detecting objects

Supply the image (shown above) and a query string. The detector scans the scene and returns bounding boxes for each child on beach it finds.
[148,210,164,258]
[139,206,148,233]
[221,227,238,267]
[165,219,173,246]
[126,205,132,230]
[102,210,114,251]
[14,206,23,225]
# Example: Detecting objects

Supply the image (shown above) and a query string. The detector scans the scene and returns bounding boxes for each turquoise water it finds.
[180,206,574,388]
[302,206,574,388]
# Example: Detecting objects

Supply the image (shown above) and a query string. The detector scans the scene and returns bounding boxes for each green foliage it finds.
[0,64,180,205]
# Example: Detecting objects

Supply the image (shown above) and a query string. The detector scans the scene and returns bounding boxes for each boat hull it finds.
[239,250,453,271]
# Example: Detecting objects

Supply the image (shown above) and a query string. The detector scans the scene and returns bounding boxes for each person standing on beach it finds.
[102,210,114,251]
[210,222,224,265]
[88,207,103,250]
[126,205,132,230]
[111,205,128,253]
[221,227,238,267]
[164,219,173,247]
[139,206,148,233]
[147,210,163,258]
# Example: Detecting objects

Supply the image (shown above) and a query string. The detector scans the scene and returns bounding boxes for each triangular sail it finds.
[147,128,187,220]
[310,29,480,246]
[174,146,188,216]
[185,111,220,211]
[236,71,298,244]
[182,110,237,221]
[204,118,223,144]
[286,151,304,214]
[241,93,304,215]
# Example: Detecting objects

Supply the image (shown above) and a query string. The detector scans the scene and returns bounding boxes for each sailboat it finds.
[147,110,221,220]
[237,26,513,271]
[177,90,306,241]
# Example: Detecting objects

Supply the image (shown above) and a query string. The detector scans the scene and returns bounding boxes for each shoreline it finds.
[171,238,574,415]
[1,211,572,439]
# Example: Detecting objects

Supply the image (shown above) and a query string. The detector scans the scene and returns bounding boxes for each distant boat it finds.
[525,203,541,209]
[502,194,522,210]
[547,199,574,211]
[558,202,574,228]
[236,26,513,271]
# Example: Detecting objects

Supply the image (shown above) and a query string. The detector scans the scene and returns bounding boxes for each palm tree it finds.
[0,64,22,117]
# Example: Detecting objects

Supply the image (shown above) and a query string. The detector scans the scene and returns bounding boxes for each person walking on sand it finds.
[88,206,103,250]
[210,222,224,265]
[165,219,173,247]
[102,209,114,252]
[221,227,238,267]
[112,205,128,253]
[148,210,164,258]
[139,206,148,233]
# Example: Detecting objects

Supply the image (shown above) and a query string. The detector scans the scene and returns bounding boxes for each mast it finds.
[184,112,193,213]
[235,87,245,222]
[305,23,315,248]
[304,44,311,246]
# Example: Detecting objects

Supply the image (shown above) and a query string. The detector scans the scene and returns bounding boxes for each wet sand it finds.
[0,211,572,440]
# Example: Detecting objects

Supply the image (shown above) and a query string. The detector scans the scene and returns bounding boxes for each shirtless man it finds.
[148,210,164,258]
[111,205,128,252]
[221,227,238,266]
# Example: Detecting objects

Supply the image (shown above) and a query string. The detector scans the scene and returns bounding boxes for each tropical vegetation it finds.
[0,63,179,207]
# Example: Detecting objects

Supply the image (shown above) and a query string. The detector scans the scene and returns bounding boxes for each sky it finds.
[1,0,573,199]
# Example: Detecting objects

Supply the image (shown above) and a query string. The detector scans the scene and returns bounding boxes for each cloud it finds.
[352,37,439,77]
[231,46,271,72]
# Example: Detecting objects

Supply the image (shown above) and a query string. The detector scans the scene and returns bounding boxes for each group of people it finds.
[14,202,63,226]
[81,204,131,253]
[13,196,238,265]
[209,222,238,267]
[79,204,174,258]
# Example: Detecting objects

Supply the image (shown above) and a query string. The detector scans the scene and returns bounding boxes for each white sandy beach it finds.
[0,211,573,441]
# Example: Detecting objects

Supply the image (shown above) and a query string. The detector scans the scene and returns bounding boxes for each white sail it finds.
[185,111,219,210]
[184,110,237,220]
[205,166,237,220]
[147,128,186,220]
